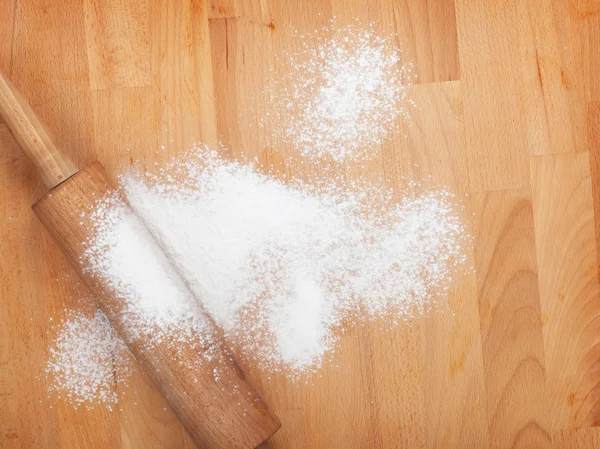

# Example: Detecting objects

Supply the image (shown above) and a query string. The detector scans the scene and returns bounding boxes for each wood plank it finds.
[420,265,490,449]
[149,0,218,150]
[119,367,193,449]
[520,0,587,155]
[587,102,600,274]
[455,0,530,191]
[456,0,586,191]
[473,189,550,448]
[581,0,600,103]
[392,0,459,83]
[0,127,76,448]
[366,326,428,449]
[0,127,61,449]
[209,0,241,19]
[209,17,276,158]
[391,81,488,448]
[328,0,458,84]
[0,0,15,76]
[11,0,94,169]
[531,153,600,429]
[48,286,121,449]
[83,0,152,90]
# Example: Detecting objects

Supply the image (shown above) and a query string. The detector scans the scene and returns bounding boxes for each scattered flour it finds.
[44,150,468,402]
[43,23,466,404]
[82,194,221,374]
[82,197,214,347]
[261,22,415,161]
[119,148,468,373]
[45,309,131,409]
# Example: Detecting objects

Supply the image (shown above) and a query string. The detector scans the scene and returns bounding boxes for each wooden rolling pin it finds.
[0,72,280,449]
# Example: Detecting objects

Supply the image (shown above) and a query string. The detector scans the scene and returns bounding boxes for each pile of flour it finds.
[44,21,467,406]
[118,149,468,373]
[45,309,131,409]
[261,21,415,161]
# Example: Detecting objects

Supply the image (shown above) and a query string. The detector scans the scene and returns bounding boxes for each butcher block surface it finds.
[3,0,600,448]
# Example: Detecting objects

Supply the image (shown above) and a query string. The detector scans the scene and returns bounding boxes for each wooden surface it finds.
[3,0,600,448]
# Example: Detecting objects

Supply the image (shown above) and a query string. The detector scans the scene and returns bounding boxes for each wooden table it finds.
[2,0,600,448]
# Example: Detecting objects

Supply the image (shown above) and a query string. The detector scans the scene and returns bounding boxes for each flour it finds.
[83,197,214,346]
[80,192,225,385]
[44,21,465,400]
[44,151,468,400]
[261,22,415,161]
[45,309,131,409]
[119,148,468,373]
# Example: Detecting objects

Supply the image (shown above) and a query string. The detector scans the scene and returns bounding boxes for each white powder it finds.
[272,276,330,368]
[260,22,415,162]
[45,309,131,409]
[119,148,468,374]
[44,22,464,391]
[83,197,214,348]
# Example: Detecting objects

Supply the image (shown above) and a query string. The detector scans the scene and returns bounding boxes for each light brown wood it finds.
[5,0,600,448]
[83,0,153,90]
[33,162,280,449]
[0,73,78,189]
[473,189,550,448]
[530,153,600,429]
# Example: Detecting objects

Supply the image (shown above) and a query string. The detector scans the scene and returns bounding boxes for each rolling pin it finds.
[0,72,280,449]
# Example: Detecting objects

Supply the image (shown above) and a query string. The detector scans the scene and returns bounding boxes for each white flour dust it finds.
[45,309,131,409]
[45,195,229,407]
[119,148,468,373]
[261,22,415,161]
[82,194,223,376]
[43,22,466,406]
[83,196,216,351]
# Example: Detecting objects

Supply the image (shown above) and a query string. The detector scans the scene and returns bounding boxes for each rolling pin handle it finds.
[0,72,78,189]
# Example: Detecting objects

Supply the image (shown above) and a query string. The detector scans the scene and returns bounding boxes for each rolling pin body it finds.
[0,72,280,449]
[33,163,280,448]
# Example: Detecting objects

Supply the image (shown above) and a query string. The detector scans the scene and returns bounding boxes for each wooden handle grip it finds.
[0,72,78,189]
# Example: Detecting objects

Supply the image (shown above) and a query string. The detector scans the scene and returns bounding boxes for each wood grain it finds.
[473,189,550,448]
[11,0,94,170]
[83,0,152,90]
[149,0,218,149]
[0,0,15,78]
[582,0,600,103]
[531,153,600,429]
[520,0,587,156]
[209,0,241,19]
[455,0,531,191]
[587,101,600,275]
[4,0,600,447]
[391,0,459,83]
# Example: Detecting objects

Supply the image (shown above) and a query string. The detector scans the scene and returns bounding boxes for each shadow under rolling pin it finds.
[0,72,281,449]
